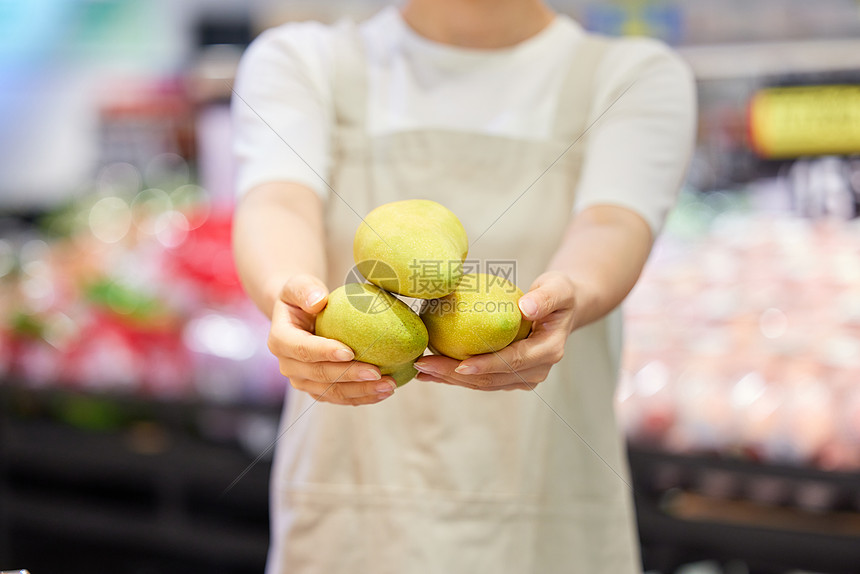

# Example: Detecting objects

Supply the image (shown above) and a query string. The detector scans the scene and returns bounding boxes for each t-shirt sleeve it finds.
[573,38,697,233]
[231,23,335,200]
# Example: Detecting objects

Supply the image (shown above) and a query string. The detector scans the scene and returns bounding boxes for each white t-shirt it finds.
[232,6,696,232]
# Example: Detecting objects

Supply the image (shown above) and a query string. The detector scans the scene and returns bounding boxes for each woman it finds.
[232,0,696,572]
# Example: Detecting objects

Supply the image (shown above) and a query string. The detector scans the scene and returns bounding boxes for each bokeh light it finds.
[88,196,132,243]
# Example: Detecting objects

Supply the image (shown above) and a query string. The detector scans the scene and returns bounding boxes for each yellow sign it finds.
[748,85,860,158]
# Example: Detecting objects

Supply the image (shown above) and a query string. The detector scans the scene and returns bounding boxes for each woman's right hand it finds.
[267,274,398,405]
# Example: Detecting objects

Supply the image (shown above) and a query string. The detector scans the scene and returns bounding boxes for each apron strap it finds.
[332,21,368,129]
[553,34,611,142]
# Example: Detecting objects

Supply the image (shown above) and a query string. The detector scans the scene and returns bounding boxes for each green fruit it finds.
[382,361,420,387]
[354,199,468,299]
[513,308,533,343]
[420,273,528,360]
[315,284,428,382]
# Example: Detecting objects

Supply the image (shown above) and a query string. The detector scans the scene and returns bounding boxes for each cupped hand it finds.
[267,274,398,405]
[414,271,577,391]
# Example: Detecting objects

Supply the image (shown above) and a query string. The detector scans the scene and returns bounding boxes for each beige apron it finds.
[267,22,640,574]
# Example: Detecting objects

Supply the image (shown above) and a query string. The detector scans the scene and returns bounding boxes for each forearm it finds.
[232,182,327,317]
[546,204,653,330]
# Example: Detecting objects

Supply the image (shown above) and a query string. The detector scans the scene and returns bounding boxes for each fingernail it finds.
[376,382,397,393]
[334,348,354,362]
[306,290,326,307]
[519,298,538,318]
[454,365,477,375]
[359,369,381,381]
[413,362,435,374]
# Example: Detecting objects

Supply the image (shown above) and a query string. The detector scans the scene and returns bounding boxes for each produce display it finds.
[0,161,283,405]
[618,190,860,473]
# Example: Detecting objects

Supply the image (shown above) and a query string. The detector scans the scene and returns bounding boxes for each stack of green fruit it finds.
[315,199,531,387]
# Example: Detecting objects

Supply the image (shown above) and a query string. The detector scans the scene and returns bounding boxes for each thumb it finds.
[281,274,329,314]
[518,274,572,321]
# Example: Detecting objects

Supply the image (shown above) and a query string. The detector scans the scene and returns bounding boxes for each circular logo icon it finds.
[351,259,400,294]
[344,260,399,315]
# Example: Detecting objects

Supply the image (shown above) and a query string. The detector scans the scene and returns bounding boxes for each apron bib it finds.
[267,22,640,574]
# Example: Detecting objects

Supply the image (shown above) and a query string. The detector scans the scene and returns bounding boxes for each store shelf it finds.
[7,493,267,564]
[0,389,275,573]
[678,39,860,81]
[630,446,860,574]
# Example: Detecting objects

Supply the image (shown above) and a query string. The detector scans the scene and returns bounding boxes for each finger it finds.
[269,321,355,363]
[413,354,461,374]
[310,390,395,406]
[416,373,534,392]
[284,302,315,332]
[452,329,565,375]
[416,365,549,388]
[279,357,382,384]
[280,274,330,314]
[518,273,575,321]
[293,377,398,401]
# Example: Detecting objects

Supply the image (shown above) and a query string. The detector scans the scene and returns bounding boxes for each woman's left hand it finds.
[414,271,578,391]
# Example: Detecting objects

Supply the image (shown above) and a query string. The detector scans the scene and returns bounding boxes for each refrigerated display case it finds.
[619,187,860,572]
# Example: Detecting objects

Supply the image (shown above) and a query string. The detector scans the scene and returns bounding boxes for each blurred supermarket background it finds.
[1,0,860,573]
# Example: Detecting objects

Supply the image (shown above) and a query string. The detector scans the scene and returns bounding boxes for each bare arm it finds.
[233,182,399,404]
[232,182,327,317]
[544,204,652,330]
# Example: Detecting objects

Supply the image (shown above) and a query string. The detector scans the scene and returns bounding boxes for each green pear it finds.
[420,273,531,360]
[315,283,428,384]
[381,361,420,387]
[513,306,533,343]
[354,199,468,299]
